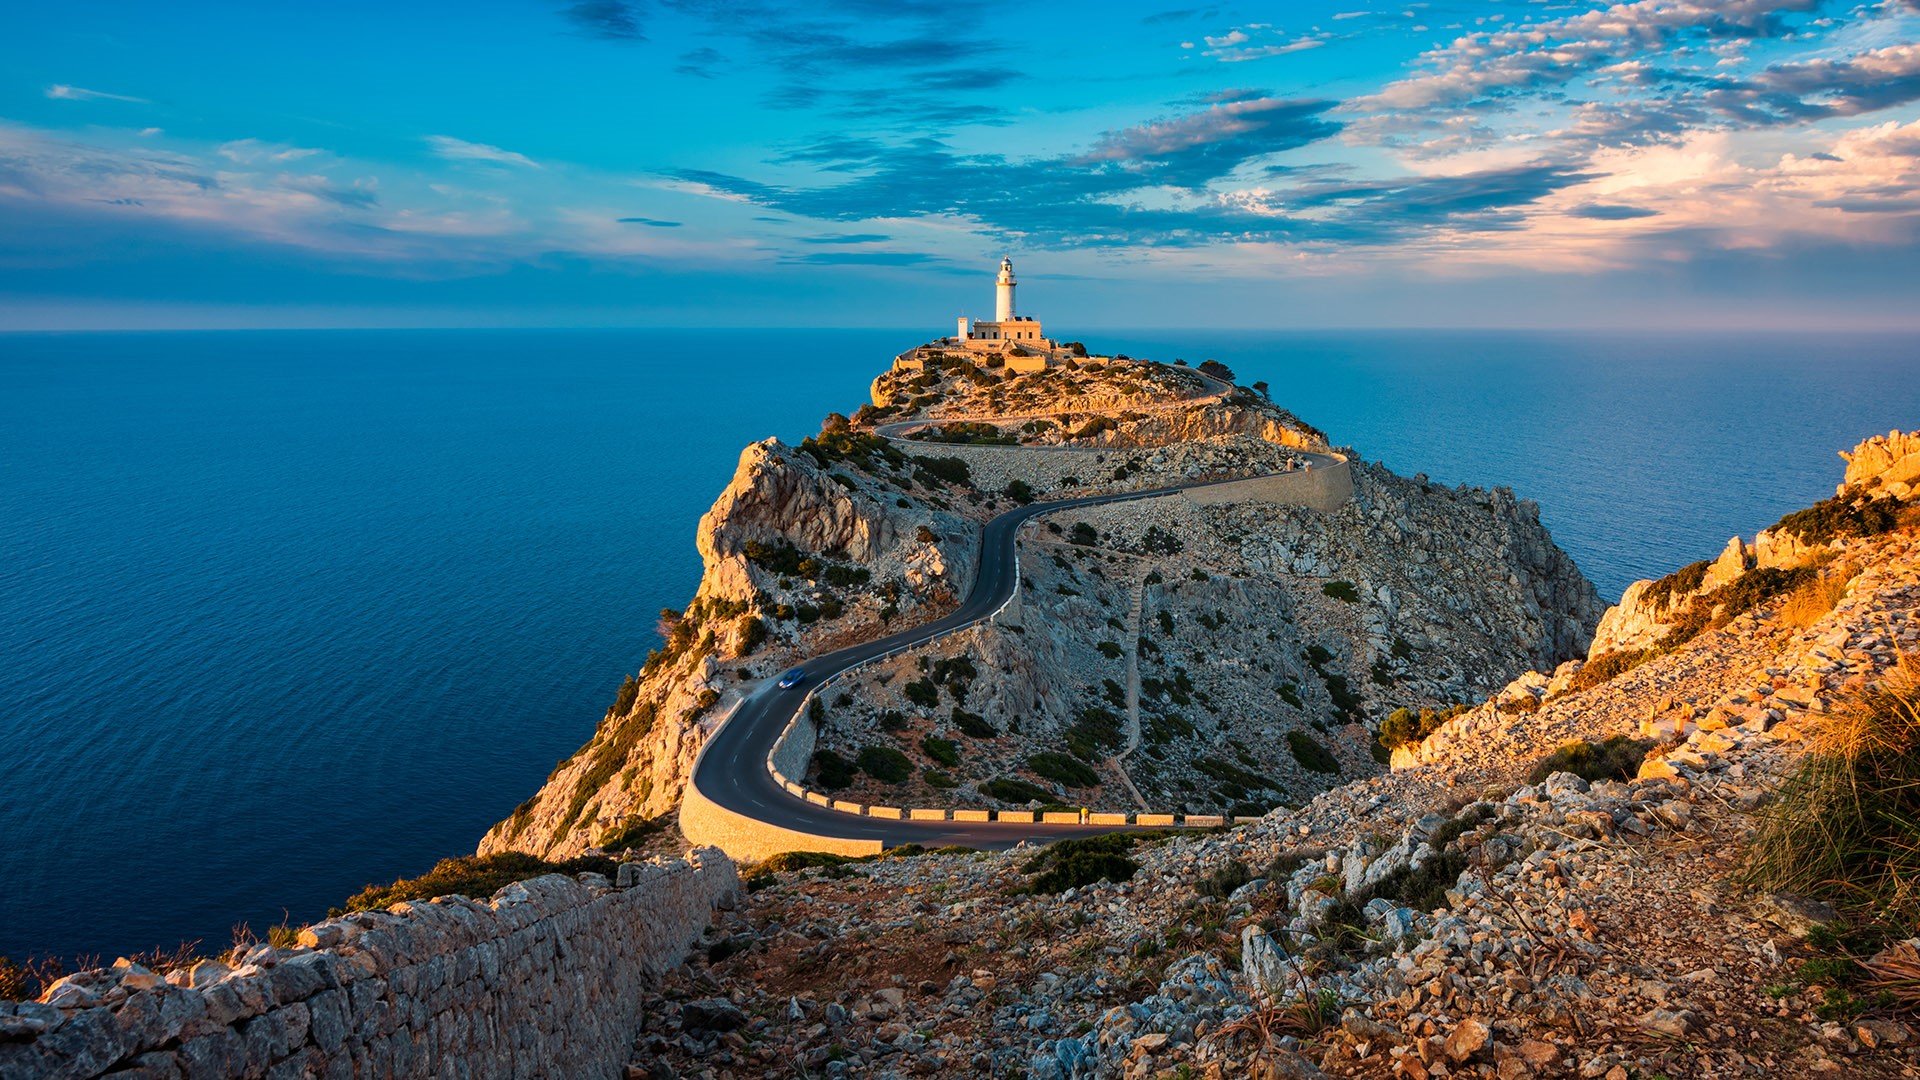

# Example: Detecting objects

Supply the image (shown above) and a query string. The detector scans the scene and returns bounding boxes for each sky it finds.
[2,0,1918,329]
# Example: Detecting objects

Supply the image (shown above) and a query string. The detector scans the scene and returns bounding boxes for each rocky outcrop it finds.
[0,850,741,1080]
[804,455,1598,817]
[478,436,979,859]
[1842,428,1920,495]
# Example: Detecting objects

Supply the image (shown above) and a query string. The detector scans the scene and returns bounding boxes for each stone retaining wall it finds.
[0,851,742,1080]
[1179,457,1353,513]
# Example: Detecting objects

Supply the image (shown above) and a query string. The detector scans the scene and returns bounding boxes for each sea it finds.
[2,327,1915,964]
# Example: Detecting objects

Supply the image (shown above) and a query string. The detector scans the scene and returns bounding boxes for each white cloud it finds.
[424,135,541,169]
[45,84,148,104]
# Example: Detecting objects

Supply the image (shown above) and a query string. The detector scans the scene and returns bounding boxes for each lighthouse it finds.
[995,256,1016,322]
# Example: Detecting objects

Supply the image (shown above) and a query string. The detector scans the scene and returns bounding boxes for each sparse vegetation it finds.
[980,777,1054,804]
[1744,658,1920,930]
[1028,752,1101,788]
[337,852,620,914]
[1286,730,1341,774]
[1322,580,1361,603]
[1021,834,1143,894]
[857,745,914,783]
[1524,735,1651,785]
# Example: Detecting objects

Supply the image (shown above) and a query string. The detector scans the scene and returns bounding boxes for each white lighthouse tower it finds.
[995,257,1016,322]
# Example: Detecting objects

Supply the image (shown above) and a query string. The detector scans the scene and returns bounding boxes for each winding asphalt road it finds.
[687,449,1342,852]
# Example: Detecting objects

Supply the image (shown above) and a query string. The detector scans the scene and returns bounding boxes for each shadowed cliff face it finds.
[478,434,981,859]
[478,355,1601,858]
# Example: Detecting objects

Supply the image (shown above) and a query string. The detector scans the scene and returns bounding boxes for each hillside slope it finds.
[481,351,1599,858]
[614,429,1920,1080]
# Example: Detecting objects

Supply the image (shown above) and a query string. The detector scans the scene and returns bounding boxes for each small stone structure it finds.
[0,851,741,1080]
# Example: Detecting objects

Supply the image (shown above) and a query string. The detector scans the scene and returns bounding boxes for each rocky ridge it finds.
[483,350,1598,857]
[614,432,1920,1080]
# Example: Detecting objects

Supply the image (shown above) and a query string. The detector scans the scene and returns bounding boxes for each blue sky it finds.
[3,0,1918,329]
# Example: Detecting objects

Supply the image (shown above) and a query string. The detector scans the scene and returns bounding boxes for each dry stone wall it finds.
[0,851,741,1080]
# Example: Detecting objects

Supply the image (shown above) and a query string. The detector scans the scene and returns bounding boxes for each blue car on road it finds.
[778,668,806,689]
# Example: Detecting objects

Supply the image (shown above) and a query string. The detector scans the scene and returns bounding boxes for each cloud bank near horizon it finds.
[2,0,1918,328]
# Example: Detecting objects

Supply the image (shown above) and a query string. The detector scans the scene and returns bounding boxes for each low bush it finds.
[1378,704,1474,749]
[1322,580,1361,603]
[1065,706,1125,762]
[911,455,972,487]
[1069,522,1098,546]
[980,777,1054,804]
[1287,731,1342,774]
[951,707,997,738]
[903,678,939,708]
[1005,479,1035,504]
[337,852,620,914]
[1022,834,1141,894]
[1028,752,1100,788]
[920,735,960,768]
[815,749,856,789]
[1564,648,1653,694]
[922,767,957,789]
[1524,735,1651,785]
[1772,493,1903,545]
[857,745,914,783]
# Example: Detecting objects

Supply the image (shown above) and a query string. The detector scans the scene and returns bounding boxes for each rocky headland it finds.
[601,427,1920,1080]
[482,352,1600,858]
[11,350,1918,1080]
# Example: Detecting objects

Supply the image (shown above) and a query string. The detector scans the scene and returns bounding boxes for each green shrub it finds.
[1642,560,1709,612]
[879,709,908,732]
[1323,580,1361,603]
[1005,479,1035,504]
[1069,522,1098,546]
[1565,649,1653,694]
[1278,683,1302,709]
[1023,834,1140,893]
[1287,731,1341,774]
[858,745,914,783]
[736,615,767,654]
[1525,735,1651,785]
[596,814,669,852]
[1065,706,1125,761]
[981,778,1053,804]
[1772,493,1903,545]
[612,674,640,717]
[903,678,939,708]
[1028,752,1100,788]
[921,736,960,767]
[951,707,997,738]
[1196,359,1236,382]
[821,564,871,588]
[743,540,807,576]
[911,455,972,486]
[338,852,620,914]
[815,749,855,789]
[922,767,957,789]
[1379,704,1474,749]
[757,851,857,875]
[1097,640,1124,660]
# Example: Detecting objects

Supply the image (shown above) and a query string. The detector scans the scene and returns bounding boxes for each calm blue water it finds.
[1,328,1915,964]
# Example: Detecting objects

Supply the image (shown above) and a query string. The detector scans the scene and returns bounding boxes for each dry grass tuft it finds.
[1861,941,1920,1012]
[1779,571,1853,629]
[1742,654,1920,930]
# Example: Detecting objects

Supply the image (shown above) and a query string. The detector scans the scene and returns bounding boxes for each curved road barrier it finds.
[680,426,1352,859]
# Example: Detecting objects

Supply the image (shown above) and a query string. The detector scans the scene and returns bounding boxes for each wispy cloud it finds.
[45,84,148,104]
[618,216,681,226]
[425,136,541,169]
[562,0,644,41]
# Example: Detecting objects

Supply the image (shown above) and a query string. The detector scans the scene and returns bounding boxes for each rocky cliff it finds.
[610,429,1920,1080]
[481,349,1599,858]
